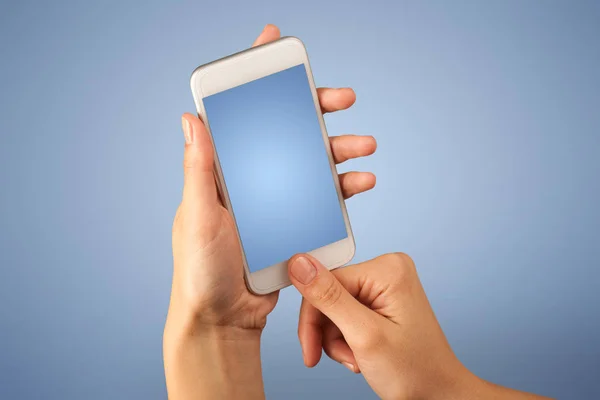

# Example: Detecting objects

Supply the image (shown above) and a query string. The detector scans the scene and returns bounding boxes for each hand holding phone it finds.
[165,25,376,400]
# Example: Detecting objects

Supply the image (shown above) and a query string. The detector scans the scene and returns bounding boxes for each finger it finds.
[181,113,219,210]
[288,254,375,342]
[298,300,359,370]
[330,135,377,164]
[298,299,323,367]
[322,324,360,373]
[331,263,366,298]
[339,172,376,199]
[252,24,281,47]
[331,254,400,298]
[317,88,356,113]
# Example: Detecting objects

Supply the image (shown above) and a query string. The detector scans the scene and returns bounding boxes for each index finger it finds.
[297,260,376,368]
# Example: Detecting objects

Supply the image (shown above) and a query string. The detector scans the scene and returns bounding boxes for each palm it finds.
[207,206,279,329]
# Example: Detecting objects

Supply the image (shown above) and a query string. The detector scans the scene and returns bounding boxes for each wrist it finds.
[163,317,262,363]
[163,308,265,400]
[164,300,263,344]
[426,364,538,400]
[425,360,484,400]
[164,285,265,340]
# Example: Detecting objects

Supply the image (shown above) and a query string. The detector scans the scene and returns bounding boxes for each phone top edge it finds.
[189,36,306,90]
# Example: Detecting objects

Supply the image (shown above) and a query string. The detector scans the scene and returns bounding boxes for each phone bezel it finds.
[190,36,355,294]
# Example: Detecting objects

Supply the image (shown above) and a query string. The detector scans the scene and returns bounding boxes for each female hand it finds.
[164,24,377,400]
[288,253,550,400]
[167,23,377,334]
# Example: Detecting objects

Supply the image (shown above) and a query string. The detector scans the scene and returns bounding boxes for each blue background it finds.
[204,64,347,272]
[1,1,599,399]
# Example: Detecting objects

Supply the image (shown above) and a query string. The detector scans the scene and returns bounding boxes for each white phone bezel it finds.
[190,36,355,294]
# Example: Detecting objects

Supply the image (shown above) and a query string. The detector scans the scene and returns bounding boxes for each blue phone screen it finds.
[203,64,347,272]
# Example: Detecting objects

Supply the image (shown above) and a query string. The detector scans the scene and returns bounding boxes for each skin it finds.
[164,24,551,400]
[288,253,551,400]
[164,24,377,400]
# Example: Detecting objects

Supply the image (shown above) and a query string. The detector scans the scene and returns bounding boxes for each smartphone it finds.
[189,37,355,294]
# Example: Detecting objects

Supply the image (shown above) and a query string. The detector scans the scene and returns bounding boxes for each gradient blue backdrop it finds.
[1,1,599,399]
[204,64,347,272]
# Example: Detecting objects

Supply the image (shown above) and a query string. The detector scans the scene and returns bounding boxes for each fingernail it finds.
[342,362,356,373]
[290,256,317,285]
[181,116,193,144]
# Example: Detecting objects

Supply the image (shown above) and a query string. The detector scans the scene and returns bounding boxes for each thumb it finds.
[180,113,218,211]
[288,254,374,338]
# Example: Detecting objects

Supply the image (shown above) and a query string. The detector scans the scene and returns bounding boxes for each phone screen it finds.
[203,64,347,272]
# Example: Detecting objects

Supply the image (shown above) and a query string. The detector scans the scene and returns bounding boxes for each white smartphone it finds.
[190,37,355,294]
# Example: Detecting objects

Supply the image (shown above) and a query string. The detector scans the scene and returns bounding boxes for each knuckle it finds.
[380,252,416,276]
[182,152,198,172]
[374,253,419,293]
[312,279,343,309]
